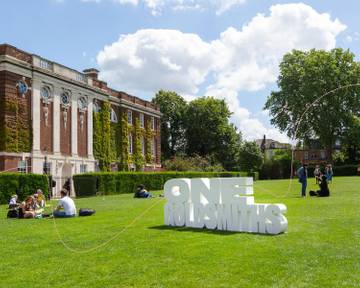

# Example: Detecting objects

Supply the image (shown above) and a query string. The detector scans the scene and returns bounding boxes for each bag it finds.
[7,209,19,218]
[79,208,96,217]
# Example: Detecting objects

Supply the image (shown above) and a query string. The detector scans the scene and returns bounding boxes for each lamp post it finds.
[43,147,52,199]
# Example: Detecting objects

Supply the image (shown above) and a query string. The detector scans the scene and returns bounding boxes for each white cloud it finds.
[215,0,246,15]
[97,3,346,142]
[80,0,245,15]
[205,3,346,141]
[97,29,213,94]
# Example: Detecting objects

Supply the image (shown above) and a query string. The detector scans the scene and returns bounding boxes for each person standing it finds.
[313,165,322,184]
[325,164,333,183]
[297,163,308,197]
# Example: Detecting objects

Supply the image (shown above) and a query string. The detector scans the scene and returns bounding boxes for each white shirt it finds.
[9,197,17,205]
[58,196,76,216]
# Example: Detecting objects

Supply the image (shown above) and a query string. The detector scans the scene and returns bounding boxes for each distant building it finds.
[255,135,291,159]
[0,44,161,196]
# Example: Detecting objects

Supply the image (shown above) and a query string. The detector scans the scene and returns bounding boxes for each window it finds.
[61,92,70,106]
[128,133,133,154]
[320,151,326,160]
[110,108,118,123]
[80,164,87,174]
[40,86,51,103]
[304,152,309,160]
[151,117,155,130]
[127,111,132,125]
[18,160,27,173]
[78,97,87,111]
[140,113,144,128]
[141,135,145,155]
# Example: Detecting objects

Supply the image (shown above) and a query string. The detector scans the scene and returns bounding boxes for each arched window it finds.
[60,92,71,107]
[93,101,101,113]
[110,108,118,123]
[40,86,51,103]
[78,97,87,111]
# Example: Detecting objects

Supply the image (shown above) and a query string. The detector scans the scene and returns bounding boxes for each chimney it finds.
[83,68,99,80]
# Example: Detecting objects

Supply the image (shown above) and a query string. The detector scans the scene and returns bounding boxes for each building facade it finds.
[0,44,161,196]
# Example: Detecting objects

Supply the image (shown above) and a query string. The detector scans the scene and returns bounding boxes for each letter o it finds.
[164,178,191,204]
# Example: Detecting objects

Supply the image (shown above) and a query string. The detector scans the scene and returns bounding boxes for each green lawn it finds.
[0,176,359,288]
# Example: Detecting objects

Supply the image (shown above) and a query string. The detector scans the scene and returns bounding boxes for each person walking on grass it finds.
[53,189,76,218]
[297,163,308,197]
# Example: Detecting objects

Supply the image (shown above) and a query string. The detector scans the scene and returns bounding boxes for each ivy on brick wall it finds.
[145,119,155,164]
[93,105,155,171]
[0,97,31,153]
[93,102,113,172]
[133,118,145,171]
[119,111,130,171]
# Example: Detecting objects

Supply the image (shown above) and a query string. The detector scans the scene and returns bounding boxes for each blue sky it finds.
[1,0,359,141]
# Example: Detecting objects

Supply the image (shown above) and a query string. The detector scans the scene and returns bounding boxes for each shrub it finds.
[0,173,49,204]
[163,155,224,172]
[73,171,253,197]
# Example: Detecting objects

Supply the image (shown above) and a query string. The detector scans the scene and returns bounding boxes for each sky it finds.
[1,0,359,142]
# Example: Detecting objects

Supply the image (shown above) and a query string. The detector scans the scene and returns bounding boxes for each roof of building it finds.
[0,43,161,115]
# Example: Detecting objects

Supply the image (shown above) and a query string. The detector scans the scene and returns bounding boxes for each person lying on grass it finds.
[53,189,76,218]
[134,185,152,198]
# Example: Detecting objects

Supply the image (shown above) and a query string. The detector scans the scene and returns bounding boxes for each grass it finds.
[0,176,359,288]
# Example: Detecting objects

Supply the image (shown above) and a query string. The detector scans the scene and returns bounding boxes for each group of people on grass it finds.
[7,188,77,219]
[297,163,333,198]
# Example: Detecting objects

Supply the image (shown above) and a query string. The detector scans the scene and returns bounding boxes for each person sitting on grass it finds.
[134,185,152,198]
[8,194,19,209]
[19,196,36,219]
[309,175,330,197]
[34,189,46,208]
[53,189,76,218]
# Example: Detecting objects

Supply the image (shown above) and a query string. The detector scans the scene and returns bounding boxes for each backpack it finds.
[79,208,96,217]
[7,209,19,218]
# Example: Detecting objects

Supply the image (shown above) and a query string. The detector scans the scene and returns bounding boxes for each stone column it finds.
[87,97,93,158]
[32,79,41,153]
[53,86,61,155]
[71,93,78,157]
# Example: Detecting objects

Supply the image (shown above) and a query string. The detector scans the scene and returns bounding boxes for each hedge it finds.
[260,164,359,179]
[73,171,256,197]
[0,173,49,204]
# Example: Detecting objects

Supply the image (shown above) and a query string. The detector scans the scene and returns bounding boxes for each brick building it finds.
[0,44,161,196]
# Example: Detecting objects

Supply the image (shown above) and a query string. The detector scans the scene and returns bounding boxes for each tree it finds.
[342,115,360,163]
[239,141,263,172]
[265,48,360,161]
[152,90,187,159]
[185,97,242,170]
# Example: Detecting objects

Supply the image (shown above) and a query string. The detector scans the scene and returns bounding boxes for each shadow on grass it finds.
[149,225,239,235]
[149,225,285,237]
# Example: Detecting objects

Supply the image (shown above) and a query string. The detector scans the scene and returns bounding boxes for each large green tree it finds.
[238,141,263,172]
[185,97,242,170]
[342,115,360,163]
[265,48,360,161]
[152,90,187,159]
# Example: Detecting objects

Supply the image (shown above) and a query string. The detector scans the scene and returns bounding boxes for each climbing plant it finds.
[0,97,31,153]
[145,119,155,164]
[92,102,114,172]
[118,111,130,171]
[133,118,145,171]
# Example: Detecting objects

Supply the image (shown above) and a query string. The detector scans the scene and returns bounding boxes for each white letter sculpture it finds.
[164,177,287,235]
